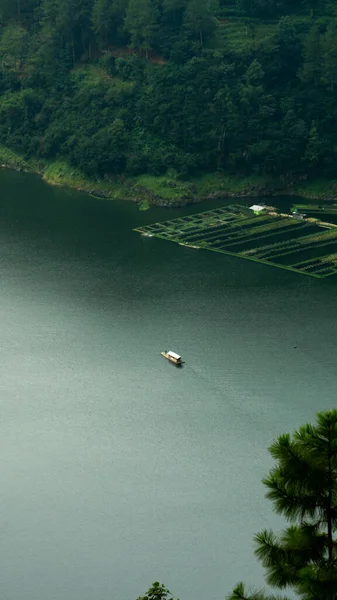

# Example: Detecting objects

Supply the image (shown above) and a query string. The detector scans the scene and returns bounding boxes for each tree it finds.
[228,410,337,600]
[183,0,217,47]
[261,16,302,87]
[300,25,323,87]
[92,0,113,46]
[124,0,159,58]
[304,125,325,169]
[39,0,77,65]
[162,0,187,18]
[279,109,308,173]
[92,0,128,47]
[73,0,94,56]
[39,0,93,64]
[0,0,38,23]
[236,0,276,17]
[137,582,178,600]
[0,24,29,75]
[323,18,337,91]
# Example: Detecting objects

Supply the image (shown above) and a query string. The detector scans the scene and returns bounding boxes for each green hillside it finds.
[0,0,336,202]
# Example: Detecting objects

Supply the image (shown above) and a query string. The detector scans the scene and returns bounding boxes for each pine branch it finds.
[263,469,321,521]
[267,434,329,495]
[280,524,327,562]
[298,561,337,600]
[227,583,291,600]
[254,529,303,587]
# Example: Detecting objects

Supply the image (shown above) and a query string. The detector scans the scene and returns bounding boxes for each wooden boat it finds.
[160,350,184,365]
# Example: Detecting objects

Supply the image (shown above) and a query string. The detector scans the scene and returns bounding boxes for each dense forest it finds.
[0,0,336,184]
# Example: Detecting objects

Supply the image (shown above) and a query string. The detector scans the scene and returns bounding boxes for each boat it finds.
[160,350,184,365]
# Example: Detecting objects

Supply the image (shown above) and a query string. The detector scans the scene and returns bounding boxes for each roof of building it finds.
[168,351,181,360]
[249,204,265,212]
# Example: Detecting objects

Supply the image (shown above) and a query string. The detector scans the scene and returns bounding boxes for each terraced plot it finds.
[134,205,337,278]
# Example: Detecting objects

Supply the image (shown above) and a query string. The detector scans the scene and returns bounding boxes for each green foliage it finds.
[42,160,85,185]
[0,0,336,185]
[0,143,31,169]
[229,410,337,600]
[0,24,29,73]
[162,0,187,17]
[92,0,128,47]
[300,25,322,86]
[183,0,217,47]
[125,0,159,56]
[228,582,289,600]
[139,199,150,210]
[137,582,178,600]
[323,17,337,91]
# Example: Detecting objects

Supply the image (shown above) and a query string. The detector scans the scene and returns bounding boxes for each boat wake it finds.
[186,364,229,395]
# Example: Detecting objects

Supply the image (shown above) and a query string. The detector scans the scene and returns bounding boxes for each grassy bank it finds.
[1,145,337,207]
[0,145,33,171]
[291,178,337,201]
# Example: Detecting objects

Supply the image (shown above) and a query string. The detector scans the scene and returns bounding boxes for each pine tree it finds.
[323,18,337,91]
[162,0,187,14]
[304,125,324,169]
[39,0,77,65]
[0,0,18,21]
[228,410,337,600]
[0,23,29,73]
[124,0,159,58]
[92,0,128,47]
[162,0,187,25]
[92,0,110,45]
[183,0,216,47]
[301,25,323,87]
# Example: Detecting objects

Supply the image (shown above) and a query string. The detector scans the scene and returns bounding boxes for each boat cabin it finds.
[167,351,182,362]
[161,350,184,365]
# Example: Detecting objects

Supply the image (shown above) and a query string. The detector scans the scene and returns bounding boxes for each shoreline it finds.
[1,146,337,208]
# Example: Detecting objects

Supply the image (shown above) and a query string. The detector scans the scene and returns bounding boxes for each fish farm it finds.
[134,204,337,278]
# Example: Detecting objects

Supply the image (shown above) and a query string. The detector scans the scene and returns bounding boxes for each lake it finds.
[0,170,336,600]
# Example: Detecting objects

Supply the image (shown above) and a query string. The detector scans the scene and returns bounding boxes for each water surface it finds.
[0,170,336,600]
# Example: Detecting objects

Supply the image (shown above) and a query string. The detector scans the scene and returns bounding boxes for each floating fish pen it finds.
[134,205,337,278]
[292,203,337,217]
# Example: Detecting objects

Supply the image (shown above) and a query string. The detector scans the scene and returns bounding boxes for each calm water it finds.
[0,170,336,600]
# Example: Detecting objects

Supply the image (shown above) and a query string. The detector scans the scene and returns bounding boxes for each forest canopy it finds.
[0,0,336,181]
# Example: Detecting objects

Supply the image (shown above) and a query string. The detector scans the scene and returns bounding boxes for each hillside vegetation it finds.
[0,0,336,200]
